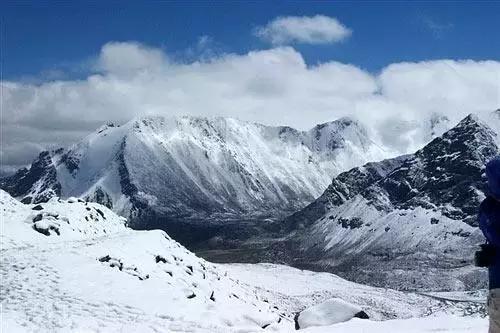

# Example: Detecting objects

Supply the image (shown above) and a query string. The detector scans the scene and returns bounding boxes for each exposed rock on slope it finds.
[283,114,499,291]
[1,151,61,204]
[1,116,387,240]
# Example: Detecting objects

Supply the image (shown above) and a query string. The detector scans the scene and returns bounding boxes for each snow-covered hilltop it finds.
[0,115,387,231]
[0,189,283,331]
[283,114,499,291]
[0,189,487,332]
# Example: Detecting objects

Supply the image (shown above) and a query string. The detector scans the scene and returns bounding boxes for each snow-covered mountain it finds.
[0,189,486,332]
[0,115,387,233]
[283,114,499,291]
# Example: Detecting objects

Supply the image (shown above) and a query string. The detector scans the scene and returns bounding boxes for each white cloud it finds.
[254,15,352,45]
[97,41,168,75]
[2,41,500,173]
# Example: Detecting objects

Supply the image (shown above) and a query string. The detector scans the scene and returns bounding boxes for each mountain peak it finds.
[418,113,497,165]
[283,112,500,290]
[1,114,389,237]
[311,116,360,132]
[457,113,481,126]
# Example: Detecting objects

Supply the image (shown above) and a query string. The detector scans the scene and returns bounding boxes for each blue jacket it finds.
[479,196,500,289]
[479,157,500,289]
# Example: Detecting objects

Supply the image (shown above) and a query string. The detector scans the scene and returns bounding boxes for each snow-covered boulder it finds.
[295,298,368,329]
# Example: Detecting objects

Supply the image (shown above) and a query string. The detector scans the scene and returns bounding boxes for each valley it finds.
[2,112,499,331]
[0,190,488,332]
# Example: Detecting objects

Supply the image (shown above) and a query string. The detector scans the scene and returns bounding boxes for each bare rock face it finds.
[284,114,498,291]
[0,116,386,245]
[1,151,61,204]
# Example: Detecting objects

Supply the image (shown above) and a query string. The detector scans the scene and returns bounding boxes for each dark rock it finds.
[155,255,167,263]
[52,226,60,236]
[338,217,363,229]
[32,205,44,211]
[354,310,369,319]
[32,224,50,236]
[99,255,111,262]
[21,196,33,204]
[294,312,300,330]
[95,208,105,219]
[85,187,113,209]
[60,151,80,174]
[32,214,43,222]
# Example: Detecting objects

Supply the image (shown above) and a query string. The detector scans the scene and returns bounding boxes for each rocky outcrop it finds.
[0,151,61,204]
[1,116,388,243]
[284,114,498,291]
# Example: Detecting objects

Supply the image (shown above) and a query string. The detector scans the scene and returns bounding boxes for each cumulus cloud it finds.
[254,15,352,45]
[1,41,500,173]
[97,41,168,75]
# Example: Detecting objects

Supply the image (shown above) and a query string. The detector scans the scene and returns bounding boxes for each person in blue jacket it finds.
[479,157,500,333]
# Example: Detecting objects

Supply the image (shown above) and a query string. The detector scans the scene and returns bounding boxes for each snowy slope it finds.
[0,189,283,331]
[299,316,486,333]
[0,116,388,232]
[0,190,487,332]
[282,114,499,291]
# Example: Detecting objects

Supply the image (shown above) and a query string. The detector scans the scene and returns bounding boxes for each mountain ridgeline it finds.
[2,112,499,291]
[282,114,499,291]
[1,115,386,243]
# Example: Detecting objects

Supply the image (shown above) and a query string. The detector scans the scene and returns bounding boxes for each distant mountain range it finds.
[0,115,387,241]
[282,114,499,291]
[4,112,499,291]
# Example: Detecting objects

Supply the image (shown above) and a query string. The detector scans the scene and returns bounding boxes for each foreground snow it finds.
[0,190,487,332]
[300,316,486,333]
[1,190,282,332]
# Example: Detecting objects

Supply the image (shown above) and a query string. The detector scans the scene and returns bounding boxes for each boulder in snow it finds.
[295,298,368,329]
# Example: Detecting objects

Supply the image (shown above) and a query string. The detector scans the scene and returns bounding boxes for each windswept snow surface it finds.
[1,190,487,332]
[299,316,486,333]
[224,264,487,332]
[0,190,284,332]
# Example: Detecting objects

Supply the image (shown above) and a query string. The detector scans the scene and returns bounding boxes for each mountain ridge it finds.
[1,115,388,240]
[279,114,499,291]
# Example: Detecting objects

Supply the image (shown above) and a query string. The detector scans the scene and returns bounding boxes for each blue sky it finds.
[3,1,500,79]
[2,1,500,175]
